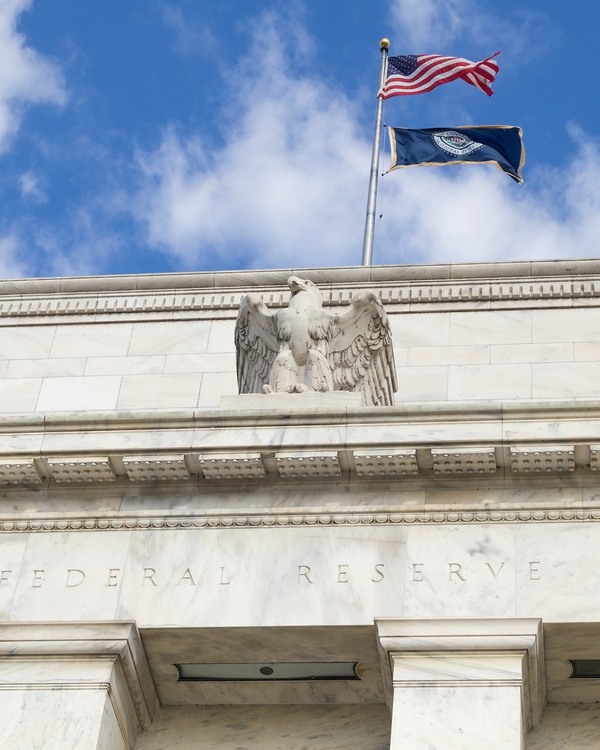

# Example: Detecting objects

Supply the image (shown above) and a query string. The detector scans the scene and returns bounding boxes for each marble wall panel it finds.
[448,363,531,400]
[134,704,391,750]
[117,374,201,409]
[207,320,236,353]
[0,325,55,360]
[0,305,599,414]
[164,353,235,374]
[407,345,489,366]
[533,308,600,344]
[394,365,448,401]
[532,361,600,399]
[6,357,87,378]
[390,312,450,347]
[574,342,600,361]
[392,347,408,367]
[198,371,239,407]
[491,343,574,364]
[128,320,210,356]
[0,378,42,411]
[85,355,165,376]
[49,323,133,358]
[450,310,532,346]
[36,375,122,411]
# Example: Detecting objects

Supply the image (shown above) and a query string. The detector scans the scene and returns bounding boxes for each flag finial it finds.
[380,38,390,50]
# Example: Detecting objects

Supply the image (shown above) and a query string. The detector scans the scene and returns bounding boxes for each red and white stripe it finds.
[379,52,500,99]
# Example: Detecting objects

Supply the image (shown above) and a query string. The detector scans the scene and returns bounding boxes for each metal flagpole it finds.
[361,38,390,266]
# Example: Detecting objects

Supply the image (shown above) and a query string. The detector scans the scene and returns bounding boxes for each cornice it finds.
[0,401,599,488]
[1,259,600,322]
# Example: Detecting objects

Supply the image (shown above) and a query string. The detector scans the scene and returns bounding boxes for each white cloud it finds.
[160,3,215,56]
[385,0,551,62]
[134,15,370,269]
[0,0,67,153]
[374,127,600,265]
[132,14,600,272]
[19,170,46,201]
[0,233,28,277]
[388,0,467,51]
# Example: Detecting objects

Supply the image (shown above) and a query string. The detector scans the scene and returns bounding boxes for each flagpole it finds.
[361,38,390,266]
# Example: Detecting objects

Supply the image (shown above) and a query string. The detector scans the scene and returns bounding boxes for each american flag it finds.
[379,52,500,99]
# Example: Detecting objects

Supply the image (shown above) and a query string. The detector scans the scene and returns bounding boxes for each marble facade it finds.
[3,259,600,747]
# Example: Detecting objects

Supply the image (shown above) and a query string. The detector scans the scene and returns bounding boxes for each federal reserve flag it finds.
[388,126,525,183]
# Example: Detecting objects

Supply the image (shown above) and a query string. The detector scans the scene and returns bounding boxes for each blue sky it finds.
[0,0,599,278]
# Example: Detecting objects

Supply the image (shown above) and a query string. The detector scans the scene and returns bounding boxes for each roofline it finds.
[2,257,600,296]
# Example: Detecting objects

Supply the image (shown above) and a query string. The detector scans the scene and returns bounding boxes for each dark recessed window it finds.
[569,660,600,678]
[175,662,359,682]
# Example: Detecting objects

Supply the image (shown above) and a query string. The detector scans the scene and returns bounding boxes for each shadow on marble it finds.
[527,703,600,749]
[134,704,390,750]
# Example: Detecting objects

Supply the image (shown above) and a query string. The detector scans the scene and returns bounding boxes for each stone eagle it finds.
[234,276,397,406]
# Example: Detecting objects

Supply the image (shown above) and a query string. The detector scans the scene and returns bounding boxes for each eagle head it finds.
[288,276,322,308]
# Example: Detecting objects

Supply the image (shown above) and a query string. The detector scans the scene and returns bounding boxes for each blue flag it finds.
[387,126,525,183]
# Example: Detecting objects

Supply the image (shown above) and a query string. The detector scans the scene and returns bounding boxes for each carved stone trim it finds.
[2,506,600,533]
[275,451,341,478]
[431,448,497,475]
[353,450,418,477]
[510,445,575,474]
[2,275,600,323]
[0,440,599,485]
[0,459,42,485]
[47,456,115,484]
[122,455,190,482]
[198,453,266,480]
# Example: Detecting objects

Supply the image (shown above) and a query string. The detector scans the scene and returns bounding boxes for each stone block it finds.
[46,456,115,484]
[275,451,341,478]
[122,455,190,482]
[0,458,41,485]
[431,448,497,475]
[353,450,418,477]
[510,445,575,474]
[198,453,266,480]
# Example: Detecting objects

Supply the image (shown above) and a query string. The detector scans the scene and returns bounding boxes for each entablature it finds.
[0,400,599,490]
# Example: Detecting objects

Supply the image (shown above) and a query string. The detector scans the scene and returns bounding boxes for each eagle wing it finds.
[328,292,397,406]
[234,294,279,394]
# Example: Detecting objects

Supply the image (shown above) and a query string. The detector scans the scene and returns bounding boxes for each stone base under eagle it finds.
[234,276,397,407]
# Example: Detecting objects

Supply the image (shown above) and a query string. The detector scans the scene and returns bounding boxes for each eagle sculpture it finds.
[234,276,397,406]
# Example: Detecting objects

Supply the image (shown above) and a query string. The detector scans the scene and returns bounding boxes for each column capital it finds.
[0,621,159,748]
[375,617,545,731]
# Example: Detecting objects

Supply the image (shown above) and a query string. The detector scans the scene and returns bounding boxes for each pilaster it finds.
[376,618,545,750]
[0,621,159,750]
